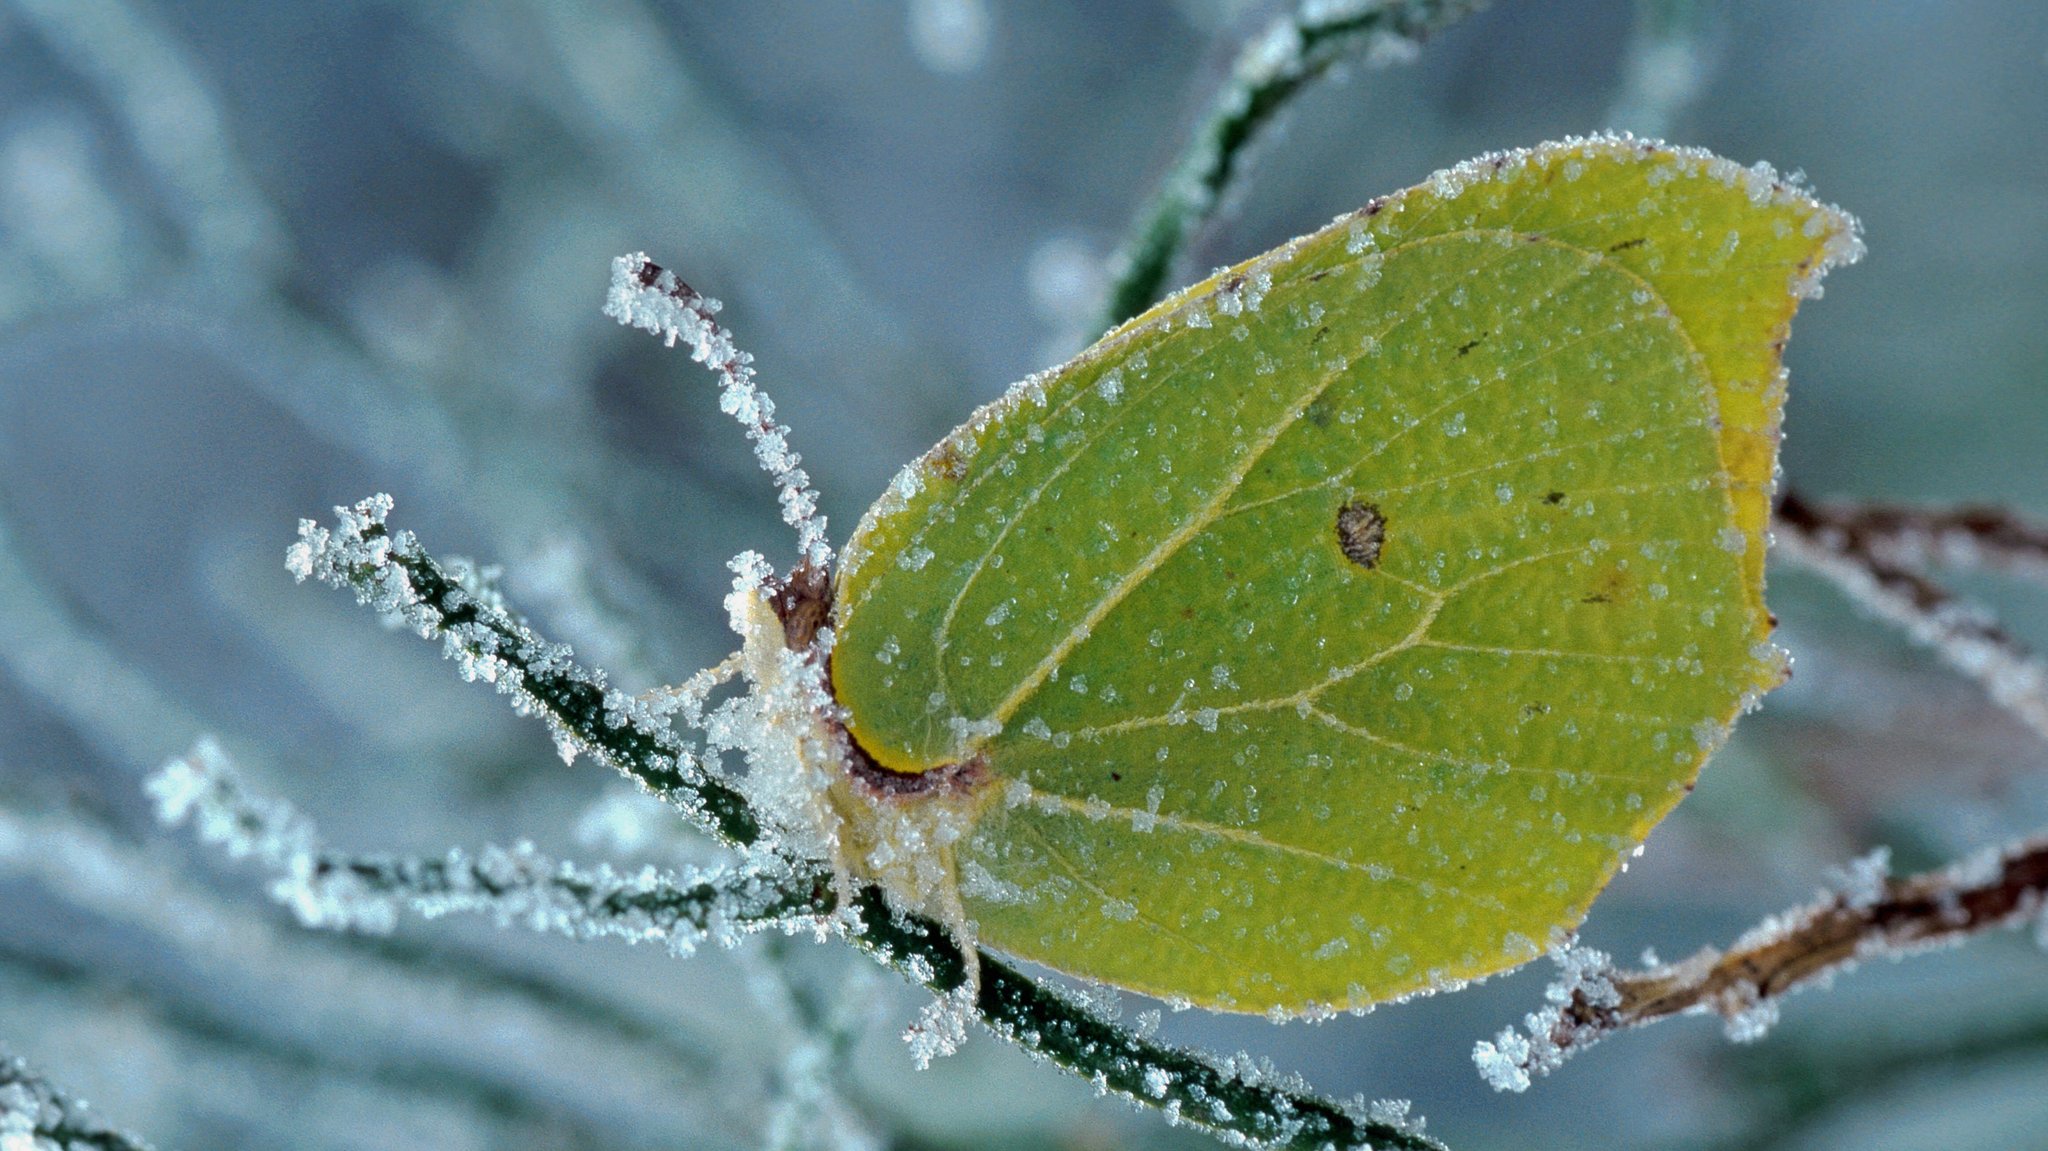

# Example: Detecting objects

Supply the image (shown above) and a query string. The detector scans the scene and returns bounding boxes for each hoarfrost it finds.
[1471,939,1618,1093]
[149,737,806,954]
[902,986,975,1069]
[1825,846,1892,911]
[0,1051,150,1151]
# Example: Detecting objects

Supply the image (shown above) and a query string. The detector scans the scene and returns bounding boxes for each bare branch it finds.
[1779,492,2048,582]
[1476,836,2048,1091]
[286,494,765,849]
[150,738,825,949]
[1776,492,2048,742]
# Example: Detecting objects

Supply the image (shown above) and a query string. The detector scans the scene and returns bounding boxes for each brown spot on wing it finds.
[1336,500,1387,570]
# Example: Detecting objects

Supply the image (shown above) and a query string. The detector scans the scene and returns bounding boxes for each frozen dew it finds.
[1471,938,1619,1092]
[1101,897,1139,921]
[902,986,976,1069]
[1825,846,1892,911]
[1095,368,1124,403]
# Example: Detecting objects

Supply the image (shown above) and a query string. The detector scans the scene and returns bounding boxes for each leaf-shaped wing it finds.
[831,136,1860,1013]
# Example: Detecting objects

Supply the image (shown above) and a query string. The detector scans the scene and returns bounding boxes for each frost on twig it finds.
[1475,836,2048,1092]
[285,493,762,848]
[149,737,826,950]
[1775,492,2048,741]
[1099,0,1489,330]
[605,254,834,573]
[852,886,1446,1151]
[0,1050,154,1151]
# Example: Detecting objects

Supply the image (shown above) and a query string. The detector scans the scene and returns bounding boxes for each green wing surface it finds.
[829,137,1860,1013]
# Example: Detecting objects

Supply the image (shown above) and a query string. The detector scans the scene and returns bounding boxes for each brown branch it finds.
[1775,491,2048,741]
[1477,835,2048,1091]
[1777,492,2048,581]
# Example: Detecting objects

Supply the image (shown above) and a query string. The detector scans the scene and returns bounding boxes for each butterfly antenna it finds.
[605,254,835,574]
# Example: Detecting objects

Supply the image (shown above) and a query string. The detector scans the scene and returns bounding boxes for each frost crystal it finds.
[0,1052,151,1151]
[149,738,811,954]
[902,986,975,1070]
[1471,939,1619,1092]
[1825,846,1892,910]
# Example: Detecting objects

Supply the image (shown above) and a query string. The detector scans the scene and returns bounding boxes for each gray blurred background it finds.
[1,2,2045,1149]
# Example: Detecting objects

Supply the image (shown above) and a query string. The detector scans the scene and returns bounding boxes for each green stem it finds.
[1099,0,1489,331]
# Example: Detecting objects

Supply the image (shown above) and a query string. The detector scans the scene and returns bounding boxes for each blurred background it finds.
[1,2,2045,1149]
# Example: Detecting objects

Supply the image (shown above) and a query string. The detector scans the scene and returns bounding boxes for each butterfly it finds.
[741,136,1859,1016]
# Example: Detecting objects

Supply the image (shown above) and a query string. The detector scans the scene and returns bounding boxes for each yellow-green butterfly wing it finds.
[827,136,1859,1014]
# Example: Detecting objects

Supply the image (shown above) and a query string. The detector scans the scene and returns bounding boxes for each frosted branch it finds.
[289,498,1447,1150]
[1099,0,1489,330]
[0,1050,155,1151]
[849,888,1443,1150]
[150,738,825,949]
[286,494,763,848]
[1778,492,2048,584]
[1475,836,2048,1091]
[1776,492,2048,742]
[605,255,834,572]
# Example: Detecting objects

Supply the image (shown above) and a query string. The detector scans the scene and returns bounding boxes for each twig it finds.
[149,738,826,948]
[1475,836,2048,1091]
[1775,492,2048,741]
[1,792,746,1144]
[0,1049,155,1151]
[289,495,1446,1151]
[1098,0,1488,331]
[1778,492,2048,583]
[287,494,763,848]
[605,255,834,573]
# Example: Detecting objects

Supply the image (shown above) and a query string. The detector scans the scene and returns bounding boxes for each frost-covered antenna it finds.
[605,254,834,573]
